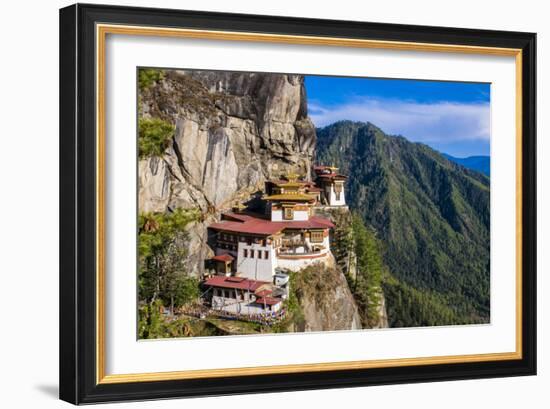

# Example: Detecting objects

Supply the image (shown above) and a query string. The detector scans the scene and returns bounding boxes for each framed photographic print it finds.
[59,3,536,404]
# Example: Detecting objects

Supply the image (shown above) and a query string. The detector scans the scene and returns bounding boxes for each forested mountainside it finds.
[443,154,490,176]
[316,121,490,327]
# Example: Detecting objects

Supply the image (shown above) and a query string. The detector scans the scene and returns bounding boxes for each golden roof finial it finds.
[286,171,299,182]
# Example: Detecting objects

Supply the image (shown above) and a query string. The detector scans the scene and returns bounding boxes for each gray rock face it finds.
[138,70,316,213]
[293,262,362,332]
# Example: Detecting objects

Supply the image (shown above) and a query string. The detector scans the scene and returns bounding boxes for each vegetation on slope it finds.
[316,120,490,327]
[349,214,385,327]
[138,208,201,310]
[138,68,165,91]
[138,117,175,158]
[138,300,224,339]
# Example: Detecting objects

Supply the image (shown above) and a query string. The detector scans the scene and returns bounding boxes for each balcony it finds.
[281,238,306,247]
[277,245,326,256]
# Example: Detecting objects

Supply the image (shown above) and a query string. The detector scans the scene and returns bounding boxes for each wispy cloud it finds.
[309,97,490,143]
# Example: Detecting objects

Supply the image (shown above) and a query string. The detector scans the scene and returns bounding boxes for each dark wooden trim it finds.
[59,4,77,404]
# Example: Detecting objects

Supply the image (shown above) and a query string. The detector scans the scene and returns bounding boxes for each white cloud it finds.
[308,97,490,143]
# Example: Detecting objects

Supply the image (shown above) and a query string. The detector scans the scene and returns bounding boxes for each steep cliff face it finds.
[138,70,316,213]
[291,262,362,332]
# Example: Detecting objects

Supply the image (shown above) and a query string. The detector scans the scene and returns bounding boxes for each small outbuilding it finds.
[211,254,235,276]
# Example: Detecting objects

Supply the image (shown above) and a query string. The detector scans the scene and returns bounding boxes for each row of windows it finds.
[310,231,324,243]
[243,249,270,260]
[220,233,266,246]
[218,243,237,251]
[220,233,236,242]
[214,288,245,300]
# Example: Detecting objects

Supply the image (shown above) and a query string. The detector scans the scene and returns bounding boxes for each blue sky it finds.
[305,76,490,157]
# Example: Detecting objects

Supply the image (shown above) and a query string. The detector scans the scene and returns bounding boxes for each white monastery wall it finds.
[328,185,346,206]
[236,242,276,282]
[271,209,310,222]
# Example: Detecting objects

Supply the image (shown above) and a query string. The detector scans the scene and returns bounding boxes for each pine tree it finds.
[350,214,385,327]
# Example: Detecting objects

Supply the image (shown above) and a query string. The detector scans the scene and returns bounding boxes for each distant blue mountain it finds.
[443,154,490,176]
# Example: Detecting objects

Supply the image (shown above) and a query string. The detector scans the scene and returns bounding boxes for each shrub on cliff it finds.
[138,68,164,90]
[138,117,174,158]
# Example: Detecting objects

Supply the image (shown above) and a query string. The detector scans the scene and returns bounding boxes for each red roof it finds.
[203,276,268,291]
[211,254,234,262]
[255,289,273,298]
[221,212,259,222]
[254,296,282,306]
[317,174,347,180]
[209,213,334,236]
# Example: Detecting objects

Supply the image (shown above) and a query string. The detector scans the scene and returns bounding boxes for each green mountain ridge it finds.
[316,120,490,327]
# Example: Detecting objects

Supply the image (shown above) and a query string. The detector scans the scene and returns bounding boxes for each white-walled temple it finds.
[314,165,348,207]
[202,167,347,317]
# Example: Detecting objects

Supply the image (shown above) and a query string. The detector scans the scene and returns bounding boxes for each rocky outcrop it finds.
[292,263,362,332]
[138,70,316,213]
[375,294,389,329]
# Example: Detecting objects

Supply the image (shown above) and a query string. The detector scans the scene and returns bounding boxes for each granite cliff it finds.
[139,70,316,213]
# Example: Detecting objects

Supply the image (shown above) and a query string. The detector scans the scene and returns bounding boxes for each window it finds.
[264,251,269,259]
[244,249,248,258]
[250,250,255,258]
[283,207,294,220]
[335,183,343,201]
[257,250,262,259]
[310,231,324,243]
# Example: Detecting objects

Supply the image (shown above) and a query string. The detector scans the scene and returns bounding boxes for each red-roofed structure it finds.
[203,276,269,291]
[209,212,334,236]
[314,165,348,207]
[196,165,351,318]
[202,169,341,316]
[254,289,273,298]
[211,254,234,262]
[254,296,282,306]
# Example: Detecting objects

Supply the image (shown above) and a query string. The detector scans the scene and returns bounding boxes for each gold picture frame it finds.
[60,4,536,404]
